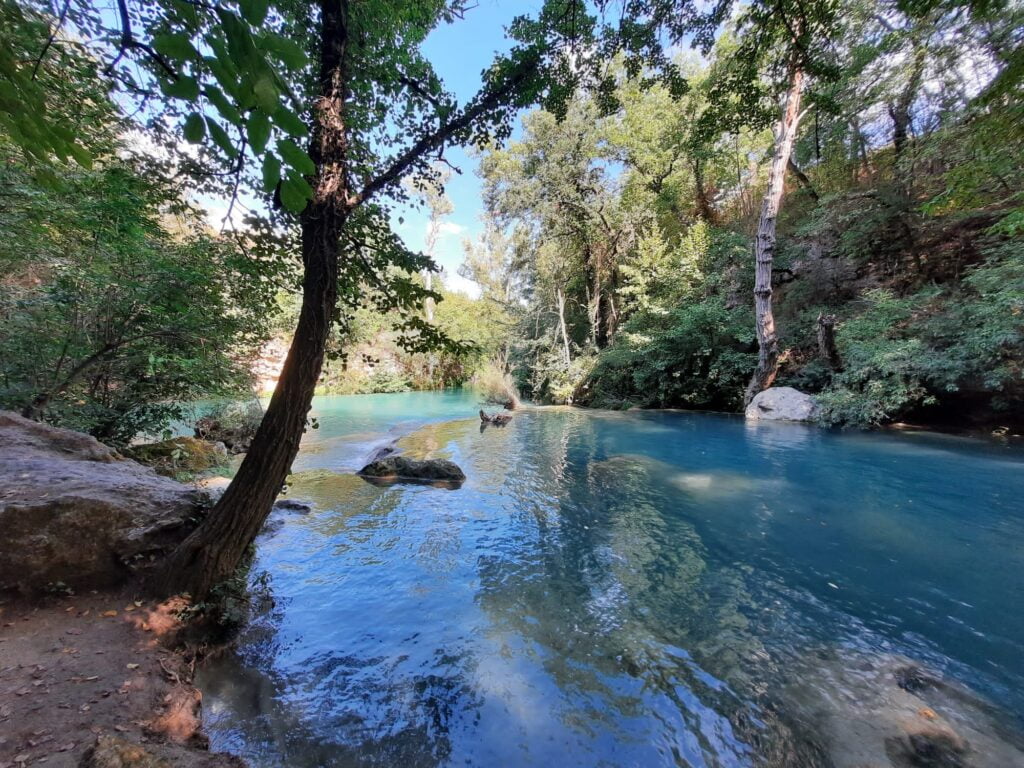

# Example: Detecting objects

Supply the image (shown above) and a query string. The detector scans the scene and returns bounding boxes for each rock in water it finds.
[745,387,819,422]
[0,411,207,594]
[357,456,466,487]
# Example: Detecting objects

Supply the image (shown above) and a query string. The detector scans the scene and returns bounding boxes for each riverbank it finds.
[0,590,240,767]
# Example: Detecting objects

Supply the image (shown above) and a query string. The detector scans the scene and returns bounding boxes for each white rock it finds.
[745,387,819,422]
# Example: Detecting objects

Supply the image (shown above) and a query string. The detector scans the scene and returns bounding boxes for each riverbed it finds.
[197,391,1024,767]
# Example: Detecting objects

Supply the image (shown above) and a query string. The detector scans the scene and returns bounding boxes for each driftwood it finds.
[479,409,512,427]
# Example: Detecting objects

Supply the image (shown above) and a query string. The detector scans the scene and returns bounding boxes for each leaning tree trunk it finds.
[744,64,804,407]
[152,0,350,599]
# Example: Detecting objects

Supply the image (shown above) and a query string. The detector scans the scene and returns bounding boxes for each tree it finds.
[407,164,454,382]
[2,0,593,597]
[155,0,582,598]
[589,0,840,403]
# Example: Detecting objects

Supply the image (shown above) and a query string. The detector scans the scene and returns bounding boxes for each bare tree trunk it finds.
[556,286,571,369]
[152,0,350,599]
[744,64,804,407]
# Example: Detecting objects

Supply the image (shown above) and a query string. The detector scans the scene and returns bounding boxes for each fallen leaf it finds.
[126,663,140,670]
[102,610,117,618]
[918,707,938,720]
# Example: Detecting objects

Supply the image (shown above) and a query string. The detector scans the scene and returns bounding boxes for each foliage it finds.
[579,225,755,410]
[0,149,276,446]
[471,361,521,408]
[818,240,1024,425]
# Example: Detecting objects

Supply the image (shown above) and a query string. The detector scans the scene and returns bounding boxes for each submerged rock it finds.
[745,387,819,422]
[357,455,466,487]
[782,651,1024,768]
[0,411,207,594]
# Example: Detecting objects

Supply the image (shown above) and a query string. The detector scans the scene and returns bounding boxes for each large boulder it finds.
[745,387,819,422]
[357,455,466,487]
[0,411,207,594]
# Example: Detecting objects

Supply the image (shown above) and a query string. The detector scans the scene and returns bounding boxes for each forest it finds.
[4,0,1021,443]
[1,0,1023,766]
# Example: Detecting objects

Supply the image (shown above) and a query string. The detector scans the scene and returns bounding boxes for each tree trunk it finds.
[744,64,804,407]
[424,270,435,381]
[889,43,926,157]
[556,286,571,369]
[693,157,717,222]
[152,0,350,599]
[816,312,842,371]
[786,157,818,201]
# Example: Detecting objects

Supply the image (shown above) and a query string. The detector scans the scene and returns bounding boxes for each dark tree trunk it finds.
[889,43,926,158]
[693,157,717,222]
[152,0,350,599]
[816,312,842,371]
[745,64,804,407]
[786,157,818,201]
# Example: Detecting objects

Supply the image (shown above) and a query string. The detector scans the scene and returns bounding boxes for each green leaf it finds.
[183,112,206,143]
[239,0,269,26]
[152,32,198,61]
[277,138,315,175]
[206,117,237,157]
[261,34,309,69]
[252,75,279,114]
[272,106,308,138]
[285,171,313,197]
[67,143,92,169]
[162,75,200,101]
[218,9,256,65]
[280,174,310,213]
[246,111,271,154]
[203,85,242,125]
[261,153,281,193]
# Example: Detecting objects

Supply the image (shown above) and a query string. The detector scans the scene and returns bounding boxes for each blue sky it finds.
[391,1,545,295]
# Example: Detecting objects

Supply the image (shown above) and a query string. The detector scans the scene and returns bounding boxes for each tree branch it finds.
[354,54,537,207]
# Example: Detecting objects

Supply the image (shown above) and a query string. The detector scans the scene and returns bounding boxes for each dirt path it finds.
[0,591,240,767]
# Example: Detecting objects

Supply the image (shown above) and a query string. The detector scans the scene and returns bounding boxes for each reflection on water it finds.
[199,394,1024,767]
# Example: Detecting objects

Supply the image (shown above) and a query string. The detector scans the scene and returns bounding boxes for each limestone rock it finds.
[357,455,466,486]
[745,387,819,422]
[0,411,207,594]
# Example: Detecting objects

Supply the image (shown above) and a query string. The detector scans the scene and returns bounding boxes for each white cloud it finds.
[438,221,465,236]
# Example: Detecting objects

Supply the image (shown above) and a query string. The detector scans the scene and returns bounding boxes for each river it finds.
[197,391,1024,767]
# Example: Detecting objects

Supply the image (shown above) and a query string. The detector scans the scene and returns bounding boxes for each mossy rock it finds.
[126,437,227,477]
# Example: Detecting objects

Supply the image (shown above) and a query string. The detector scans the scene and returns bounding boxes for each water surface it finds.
[199,393,1024,767]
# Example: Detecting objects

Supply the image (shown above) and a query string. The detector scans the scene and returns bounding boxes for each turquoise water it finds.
[198,392,1024,767]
